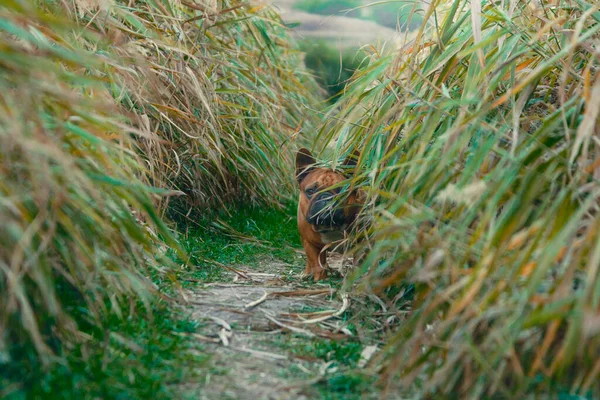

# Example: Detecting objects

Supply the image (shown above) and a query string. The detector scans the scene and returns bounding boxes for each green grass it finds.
[287,337,362,365]
[169,204,302,283]
[318,372,375,400]
[272,334,375,399]
[1,300,205,400]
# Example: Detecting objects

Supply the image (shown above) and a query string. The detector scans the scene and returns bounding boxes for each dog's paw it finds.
[313,270,328,281]
[299,271,312,280]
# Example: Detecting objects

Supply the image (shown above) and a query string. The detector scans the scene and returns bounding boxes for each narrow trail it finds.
[179,255,384,400]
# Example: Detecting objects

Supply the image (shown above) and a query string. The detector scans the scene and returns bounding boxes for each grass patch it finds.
[317,372,375,400]
[272,334,375,399]
[1,301,205,400]
[170,204,303,283]
[288,337,362,365]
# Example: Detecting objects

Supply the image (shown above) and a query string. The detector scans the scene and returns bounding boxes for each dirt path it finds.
[179,255,388,400]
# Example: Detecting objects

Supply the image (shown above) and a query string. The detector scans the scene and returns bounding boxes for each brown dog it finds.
[296,148,363,281]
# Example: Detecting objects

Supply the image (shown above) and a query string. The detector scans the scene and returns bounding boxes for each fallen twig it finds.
[188,300,239,308]
[239,272,277,277]
[296,293,350,325]
[195,333,220,343]
[282,309,337,317]
[242,288,335,310]
[218,328,232,346]
[173,332,220,343]
[358,345,379,368]
[243,291,269,309]
[209,315,232,331]
[264,314,315,338]
[206,260,251,280]
[209,315,233,346]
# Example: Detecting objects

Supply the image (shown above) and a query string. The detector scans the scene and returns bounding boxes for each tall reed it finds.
[324,0,600,396]
[0,0,318,396]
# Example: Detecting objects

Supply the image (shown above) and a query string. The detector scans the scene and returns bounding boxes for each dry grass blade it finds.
[264,313,316,338]
[358,345,379,368]
[470,0,484,67]
[209,316,233,332]
[571,74,600,164]
[244,291,269,309]
[297,293,350,325]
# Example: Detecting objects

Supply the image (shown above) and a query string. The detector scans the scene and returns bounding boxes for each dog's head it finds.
[296,148,362,233]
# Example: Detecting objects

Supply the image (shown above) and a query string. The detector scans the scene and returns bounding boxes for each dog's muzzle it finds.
[306,192,346,229]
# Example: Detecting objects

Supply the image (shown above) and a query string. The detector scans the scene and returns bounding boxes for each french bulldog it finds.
[295,148,363,281]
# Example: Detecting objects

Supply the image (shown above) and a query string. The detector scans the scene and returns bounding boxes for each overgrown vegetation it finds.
[294,0,423,30]
[319,0,600,397]
[0,0,317,397]
[5,0,600,397]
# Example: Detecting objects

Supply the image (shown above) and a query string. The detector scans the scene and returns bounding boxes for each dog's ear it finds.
[296,148,316,183]
[342,149,360,168]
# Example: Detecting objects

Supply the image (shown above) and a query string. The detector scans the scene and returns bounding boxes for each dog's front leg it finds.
[302,240,326,281]
[314,248,328,281]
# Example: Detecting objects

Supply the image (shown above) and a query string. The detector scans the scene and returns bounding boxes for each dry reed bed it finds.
[0,0,317,394]
[322,0,600,397]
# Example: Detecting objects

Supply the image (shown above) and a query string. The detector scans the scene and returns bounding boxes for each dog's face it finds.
[296,148,361,233]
